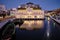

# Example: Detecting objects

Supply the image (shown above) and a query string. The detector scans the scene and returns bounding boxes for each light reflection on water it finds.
[20,20,44,30]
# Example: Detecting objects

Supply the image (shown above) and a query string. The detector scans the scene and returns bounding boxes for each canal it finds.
[0,17,60,40]
[16,17,60,40]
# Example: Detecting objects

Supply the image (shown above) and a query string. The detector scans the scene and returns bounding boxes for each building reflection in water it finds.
[20,20,44,30]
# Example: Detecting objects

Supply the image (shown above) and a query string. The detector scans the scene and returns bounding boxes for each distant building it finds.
[0,4,6,11]
[10,8,17,16]
[13,2,45,19]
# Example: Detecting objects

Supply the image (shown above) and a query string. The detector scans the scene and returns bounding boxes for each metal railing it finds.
[0,18,25,40]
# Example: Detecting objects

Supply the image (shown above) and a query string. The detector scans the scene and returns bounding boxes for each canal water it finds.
[16,17,60,40]
[19,20,44,30]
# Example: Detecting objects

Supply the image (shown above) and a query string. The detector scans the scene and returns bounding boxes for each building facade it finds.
[11,2,45,19]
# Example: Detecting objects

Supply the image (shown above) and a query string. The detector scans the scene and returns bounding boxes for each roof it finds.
[26,2,34,5]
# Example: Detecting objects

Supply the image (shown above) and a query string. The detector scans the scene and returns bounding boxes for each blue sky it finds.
[0,0,60,10]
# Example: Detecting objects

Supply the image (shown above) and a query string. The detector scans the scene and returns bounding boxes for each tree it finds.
[2,11,6,18]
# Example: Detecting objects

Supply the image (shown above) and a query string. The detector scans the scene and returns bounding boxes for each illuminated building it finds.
[14,2,45,19]
[10,8,17,16]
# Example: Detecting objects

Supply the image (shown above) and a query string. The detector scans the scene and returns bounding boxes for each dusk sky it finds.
[0,0,60,10]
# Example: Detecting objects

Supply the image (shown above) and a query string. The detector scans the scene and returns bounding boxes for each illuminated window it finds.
[34,16,37,18]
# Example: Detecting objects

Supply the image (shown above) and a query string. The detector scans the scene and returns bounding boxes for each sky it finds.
[0,0,60,10]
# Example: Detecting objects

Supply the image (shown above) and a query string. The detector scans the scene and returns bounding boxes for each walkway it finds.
[49,16,60,24]
[0,18,15,28]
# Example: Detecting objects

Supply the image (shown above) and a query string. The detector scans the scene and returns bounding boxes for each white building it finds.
[14,2,45,19]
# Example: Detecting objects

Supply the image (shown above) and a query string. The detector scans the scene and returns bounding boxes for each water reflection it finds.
[20,20,44,30]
